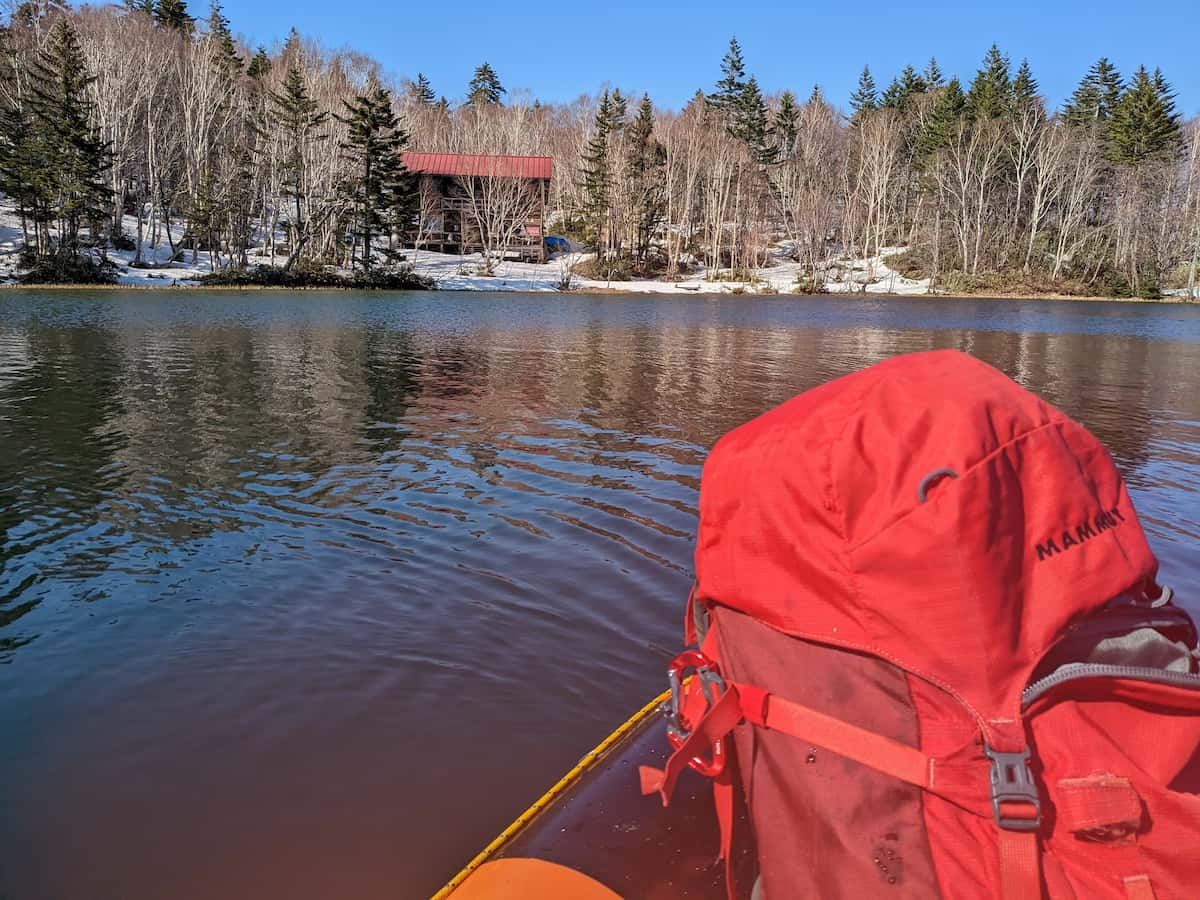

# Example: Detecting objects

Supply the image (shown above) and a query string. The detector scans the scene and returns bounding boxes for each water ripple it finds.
[1,290,1198,899]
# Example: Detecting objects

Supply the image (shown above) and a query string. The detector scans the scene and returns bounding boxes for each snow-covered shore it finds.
[0,195,936,294]
[0,201,216,287]
[4,193,1192,300]
[406,246,932,295]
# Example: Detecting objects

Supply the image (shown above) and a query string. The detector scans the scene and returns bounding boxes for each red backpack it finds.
[642,350,1200,900]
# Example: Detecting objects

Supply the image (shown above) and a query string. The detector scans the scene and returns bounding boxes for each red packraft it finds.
[642,350,1200,900]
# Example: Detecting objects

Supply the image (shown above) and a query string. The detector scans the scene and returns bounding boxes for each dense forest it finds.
[1,0,1198,295]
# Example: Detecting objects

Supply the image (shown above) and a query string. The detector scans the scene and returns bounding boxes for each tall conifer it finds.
[580,91,615,252]
[337,82,416,272]
[923,57,945,87]
[774,90,800,157]
[1108,65,1182,164]
[738,75,771,159]
[411,72,436,105]
[880,66,926,112]
[709,36,748,115]
[269,59,328,255]
[154,0,195,34]
[24,18,113,258]
[247,46,271,80]
[625,94,666,265]
[914,78,966,169]
[966,44,1012,119]
[849,65,878,117]
[610,88,629,125]
[1012,59,1039,108]
[207,1,241,73]
[466,63,505,106]
[1063,58,1123,127]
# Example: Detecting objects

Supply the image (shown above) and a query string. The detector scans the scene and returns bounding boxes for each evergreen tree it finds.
[966,44,1012,119]
[849,65,878,117]
[124,0,156,15]
[188,163,220,260]
[247,46,271,80]
[269,61,328,253]
[1063,57,1123,127]
[154,0,195,34]
[0,102,41,239]
[773,90,800,157]
[466,62,505,106]
[411,72,435,105]
[880,66,926,112]
[1092,57,1125,117]
[337,82,417,272]
[709,36,748,114]
[1151,67,1175,104]
[707,37,771,157]
[22,18,113,258]
[207,1,241,74]
[220,133,257,267]
[900,65,927,97]
[624,94,666,265]
[1063,78,1102,127]
[579,91,615,252]
[914,78,966,169]
[1108,65,1182,165]
[1012,58,1038,108]
[738,75,772,159]
[923,57,945,87]
[281,26,302,63]
[610,87,629,125]
[879,75,903,109]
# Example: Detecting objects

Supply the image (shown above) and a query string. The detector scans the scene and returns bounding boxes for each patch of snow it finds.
[0,196,212,286]
[1163,287,1200,300]
[0,205,23,283]
[406,246,929,295]
[408,249,695,294]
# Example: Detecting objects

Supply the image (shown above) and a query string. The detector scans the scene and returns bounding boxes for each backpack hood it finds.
[694,349,1158,725]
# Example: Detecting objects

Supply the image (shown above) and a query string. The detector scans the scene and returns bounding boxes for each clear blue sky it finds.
[220,0,1199,115]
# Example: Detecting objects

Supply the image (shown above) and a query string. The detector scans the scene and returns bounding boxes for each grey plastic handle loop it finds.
[917,468,959,503]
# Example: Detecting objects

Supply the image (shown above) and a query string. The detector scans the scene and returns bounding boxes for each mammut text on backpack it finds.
[1035,507,1126,562]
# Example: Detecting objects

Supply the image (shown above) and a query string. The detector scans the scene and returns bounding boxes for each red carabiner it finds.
[663,649,727,777]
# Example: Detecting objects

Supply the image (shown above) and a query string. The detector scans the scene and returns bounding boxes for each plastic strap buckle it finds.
[984,744,1042,831]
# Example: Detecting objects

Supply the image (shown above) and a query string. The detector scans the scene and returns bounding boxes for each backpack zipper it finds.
[1021,662,1200,709]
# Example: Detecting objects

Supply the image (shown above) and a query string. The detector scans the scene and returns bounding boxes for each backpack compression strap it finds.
[641,681,1043,900]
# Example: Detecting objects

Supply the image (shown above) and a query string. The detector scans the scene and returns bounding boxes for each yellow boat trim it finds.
[430,688,671,899]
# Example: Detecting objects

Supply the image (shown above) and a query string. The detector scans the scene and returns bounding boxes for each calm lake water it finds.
[1,290,1198,899]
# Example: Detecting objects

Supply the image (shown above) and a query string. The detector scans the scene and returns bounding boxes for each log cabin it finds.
[400,153,553,263]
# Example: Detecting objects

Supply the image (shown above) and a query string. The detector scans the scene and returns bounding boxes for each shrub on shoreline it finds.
[198,264,435,290]
[884,249,1166,299]
[18,254,118,285]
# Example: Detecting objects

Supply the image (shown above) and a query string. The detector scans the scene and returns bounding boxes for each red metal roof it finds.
[401,152,553,180]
